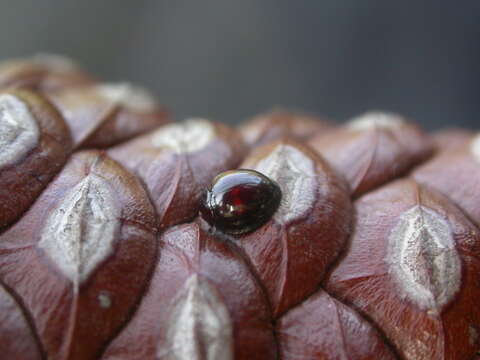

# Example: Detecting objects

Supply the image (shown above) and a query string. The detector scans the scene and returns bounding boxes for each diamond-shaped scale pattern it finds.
[0,55,478,360]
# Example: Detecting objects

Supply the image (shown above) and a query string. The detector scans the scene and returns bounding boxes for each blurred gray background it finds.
[0,0,479,130]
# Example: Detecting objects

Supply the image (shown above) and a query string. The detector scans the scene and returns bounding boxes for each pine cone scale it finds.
[0,55,478,360]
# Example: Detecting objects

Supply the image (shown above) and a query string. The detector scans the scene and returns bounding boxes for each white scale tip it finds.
[348,111,404,131]
[0,94,40,168]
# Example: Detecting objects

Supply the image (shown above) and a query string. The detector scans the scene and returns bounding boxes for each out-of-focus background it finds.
[0,0,479,130]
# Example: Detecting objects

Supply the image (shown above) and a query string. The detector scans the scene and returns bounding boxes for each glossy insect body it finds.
[200,169,282,235]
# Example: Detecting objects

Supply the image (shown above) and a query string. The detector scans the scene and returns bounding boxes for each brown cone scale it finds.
[0,89,72,229]
[240,108,332,147]
[47,83,170,149]
[413,134,480,229]
[276,289,396,359]
[109,118,246,229]
[0,151,158,360]
[431,128,475,153]
[222,139,353,318]
[0,54,479,360]
[309,111,433,196]
[0,281,43,360]
[102,222,277,360]
[0,55,94,92]
[324,179,480,359]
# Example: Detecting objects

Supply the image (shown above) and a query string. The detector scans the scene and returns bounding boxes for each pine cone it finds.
[0,55,478,360]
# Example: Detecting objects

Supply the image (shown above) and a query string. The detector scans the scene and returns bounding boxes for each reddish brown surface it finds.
[0,152,158,360]
[102,222,277,360]
[0,62,46,91]
[276,290,396,360]
[309,118,433,196]
[1,55,480,359]
[413,144,480,228]
[48,86,170,149]
[240,109,333,147]
[0,282,43,360]
[0,60,94,92]
[324,179,480,359]
[0,90,72,229]
[235,139,352,318]
[431,128,474,153]
[109,121,246,229]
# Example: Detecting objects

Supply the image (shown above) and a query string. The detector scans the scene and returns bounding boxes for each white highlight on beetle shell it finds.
[163,274,233,360]
[348,111,404,131]
[255,144,316,224]
[39,175,120,285]
[0,94,40,168]
[470,134,480,162]
[151,118,215,153]
[387,206,461,312]
[96,83,158,112]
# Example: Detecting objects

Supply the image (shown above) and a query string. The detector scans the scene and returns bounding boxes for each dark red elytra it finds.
[200,169,282,235]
